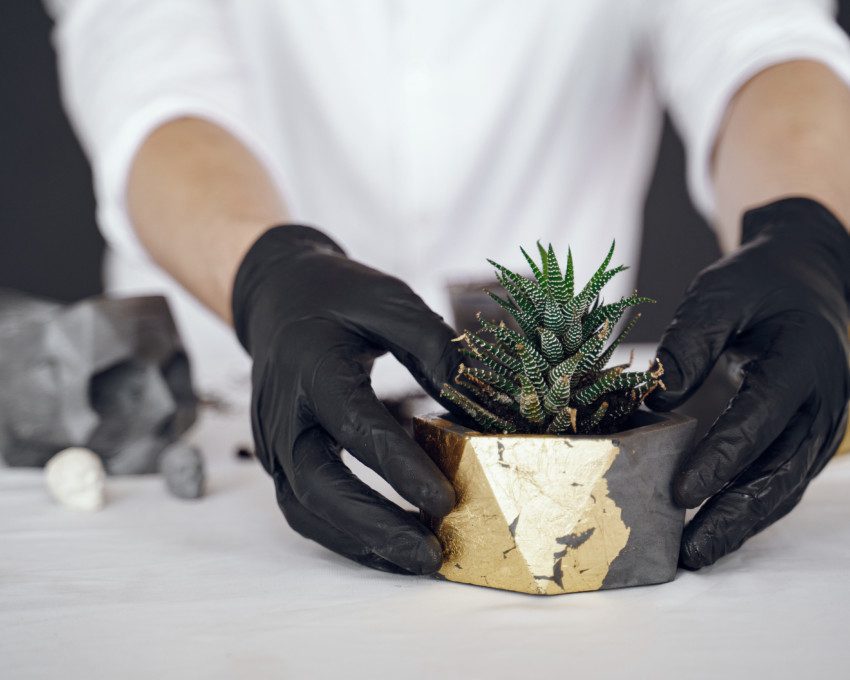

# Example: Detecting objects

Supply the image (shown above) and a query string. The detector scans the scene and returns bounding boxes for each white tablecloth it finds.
[2,407,849,680]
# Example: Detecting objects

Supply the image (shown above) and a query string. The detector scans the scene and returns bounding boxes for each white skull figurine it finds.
[44,447,106,511]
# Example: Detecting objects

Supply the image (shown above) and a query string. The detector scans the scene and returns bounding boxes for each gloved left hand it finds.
[647,197,850,569]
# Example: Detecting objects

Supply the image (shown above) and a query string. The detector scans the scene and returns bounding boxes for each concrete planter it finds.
[413,410,696,595]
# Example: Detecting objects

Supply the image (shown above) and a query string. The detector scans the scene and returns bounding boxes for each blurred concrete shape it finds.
[0,289,198,474]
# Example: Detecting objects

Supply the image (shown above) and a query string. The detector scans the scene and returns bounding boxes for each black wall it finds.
[1,2,103,302]
[1,2,848,339]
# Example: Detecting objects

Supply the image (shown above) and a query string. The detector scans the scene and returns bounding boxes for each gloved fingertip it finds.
[411,534,444,575]
[673,469,707,509]
[383,446,456,517]
[644,388,677,412]
[645,348,686,411]
[678,525,716,570]
[423,477,457,518]
[678,543,707,571]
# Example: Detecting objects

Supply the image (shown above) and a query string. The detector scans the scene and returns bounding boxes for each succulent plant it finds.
[441,241,665,435]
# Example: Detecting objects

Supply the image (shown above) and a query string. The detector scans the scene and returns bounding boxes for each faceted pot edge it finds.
[413,410,697,595]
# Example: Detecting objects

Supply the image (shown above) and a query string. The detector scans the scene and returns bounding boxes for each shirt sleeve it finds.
[645,0,850,221]
[47,0,278,262]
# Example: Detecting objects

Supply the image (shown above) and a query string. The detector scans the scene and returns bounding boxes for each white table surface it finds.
[3,405,849,680]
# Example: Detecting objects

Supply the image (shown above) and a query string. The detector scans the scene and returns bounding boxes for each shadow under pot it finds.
[413,409,696,595]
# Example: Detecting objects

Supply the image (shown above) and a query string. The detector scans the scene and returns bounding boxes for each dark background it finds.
[2,3,849,341]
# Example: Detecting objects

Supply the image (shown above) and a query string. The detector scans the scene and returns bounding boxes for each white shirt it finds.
[48,0,850,403]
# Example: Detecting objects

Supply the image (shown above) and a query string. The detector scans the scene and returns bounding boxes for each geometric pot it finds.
[413,410,696,595]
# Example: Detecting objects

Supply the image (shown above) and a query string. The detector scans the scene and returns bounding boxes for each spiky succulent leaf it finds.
[490,261,546,313]
[460,365,519,399]
[461,330,521,373]
[459,347,511,379]
[573,362,664,407]
[543,375,571,415]
[548,405,577,434]
[519,246,544,284]
[574,321,610,377]
[594,313,642,371]
[571,264,628,318]
[543,297,568,334]
[545,244,568,302]
[564,248,575,299]
[518,375,545,424]
[539,327,564,364]
[516,342,546,398]
[447,241,664,435]
[563,318,583,354]
[454,372,519,420]
[475,313,525,348]
[582,293,654,338]
[496,274,539,320]
[585,401,609,430]
[537,241,549,281]
[441,384,517,433]
[548,351,583,384]
[486,290,537,338]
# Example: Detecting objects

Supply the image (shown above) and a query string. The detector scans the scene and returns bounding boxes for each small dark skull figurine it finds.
[0,289,199,493]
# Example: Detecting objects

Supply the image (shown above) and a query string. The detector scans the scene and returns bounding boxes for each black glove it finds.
[232,225,459,574]
[647,197,850,570]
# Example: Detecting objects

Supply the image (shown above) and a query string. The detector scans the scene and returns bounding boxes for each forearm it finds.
[127,117,288,322]
[713,60,850,251]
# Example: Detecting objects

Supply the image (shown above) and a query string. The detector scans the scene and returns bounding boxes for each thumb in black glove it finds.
[647,197,850,570]
[232,225,460,574]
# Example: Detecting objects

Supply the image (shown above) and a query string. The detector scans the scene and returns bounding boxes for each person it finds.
[48,0,850,574]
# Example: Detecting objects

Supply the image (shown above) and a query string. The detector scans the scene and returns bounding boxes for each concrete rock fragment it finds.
[160,443,205,499]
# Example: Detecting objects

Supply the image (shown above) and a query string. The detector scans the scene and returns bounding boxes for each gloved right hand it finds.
[231,225,459,574]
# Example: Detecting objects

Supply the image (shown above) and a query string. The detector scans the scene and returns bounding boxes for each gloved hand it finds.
[232,225,459,574]
[647,197,850,569]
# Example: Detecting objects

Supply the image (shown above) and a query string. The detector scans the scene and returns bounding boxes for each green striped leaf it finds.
[461,330,521,372]
[489,259,546,310]
[593,313,642,372]
[460,365,519,398]
[498,274,539,321]
[564,248,575,299]
[582,294,654,338]
[543,374,571,415]
[539,327,564,364]
[574,323,611,376]
[586,401,609,430]
[572,368,657,406]
[605,394,641,423]
[455,372,518,413]
[537,241,549,284]
[459,348,512,379]
[548,352,583,384]
[441,384,517,433]
[518,374,545,425]
[475,313,524,346]
[548,405,577,434]
[517,342,547,398]
[543,297,568,334]
[563,319,583,354]
[572,264,628,318]
[486,290,538,338]
[545,244,569,303]
[520,246,544,284]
